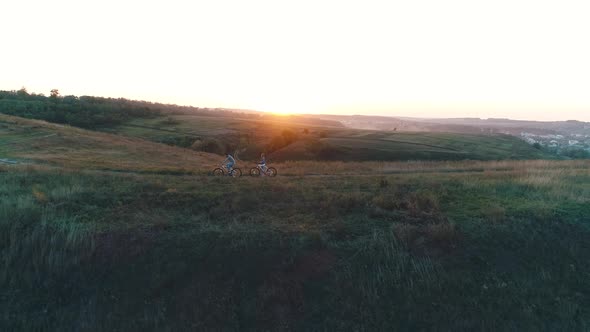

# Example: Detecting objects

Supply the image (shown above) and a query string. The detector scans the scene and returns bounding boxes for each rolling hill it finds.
[0,114,219,173]
[1,111,589,330]
[0,90,565,162]
[103,114,556,162]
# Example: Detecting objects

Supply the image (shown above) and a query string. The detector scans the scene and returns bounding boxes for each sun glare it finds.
[270,111,293,116]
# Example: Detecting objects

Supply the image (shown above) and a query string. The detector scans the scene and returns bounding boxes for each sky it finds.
[2,0,590,121]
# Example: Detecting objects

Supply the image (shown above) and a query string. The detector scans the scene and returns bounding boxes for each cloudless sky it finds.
[2,0,590,121]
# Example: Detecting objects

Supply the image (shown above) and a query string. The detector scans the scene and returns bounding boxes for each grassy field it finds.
[104,114,555,162]
[2,161,589,330]
[0,114,219,174]
[1,114,588,331]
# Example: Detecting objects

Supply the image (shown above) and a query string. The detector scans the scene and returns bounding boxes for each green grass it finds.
[1,114,587,330]
[318,131,554,161]
[103,114,557,162]
[2,160,589,331]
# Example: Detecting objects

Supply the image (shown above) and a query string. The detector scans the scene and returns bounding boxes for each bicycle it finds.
[249,164,277,177]
[212,164,242,177]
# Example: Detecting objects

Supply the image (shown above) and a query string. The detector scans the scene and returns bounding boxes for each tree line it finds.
[0,88,257,129]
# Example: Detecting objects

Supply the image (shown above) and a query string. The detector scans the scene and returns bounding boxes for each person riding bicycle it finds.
[259,153,268,174]
[223,153,236,175]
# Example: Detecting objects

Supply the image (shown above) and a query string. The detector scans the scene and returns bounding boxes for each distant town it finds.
[520,132,590,157]
[312,114,590,159]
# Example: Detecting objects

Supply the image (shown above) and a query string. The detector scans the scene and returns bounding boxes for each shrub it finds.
[159,116,180,126]
[191,138,224,154]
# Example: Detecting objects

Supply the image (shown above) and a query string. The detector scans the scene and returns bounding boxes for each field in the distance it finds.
[1,113,589,331]
[106,114,555,161]
[0,90,561,162]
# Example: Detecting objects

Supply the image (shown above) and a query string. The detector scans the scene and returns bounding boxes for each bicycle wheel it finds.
[250,167,261,176]
[230,168,242,177]
[212,168,225,176]
[267,167,277,177]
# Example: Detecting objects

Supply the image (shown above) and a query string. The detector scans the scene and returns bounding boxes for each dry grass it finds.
[274,159,590,176]
[3,113,589,179]
[0,113,220,173]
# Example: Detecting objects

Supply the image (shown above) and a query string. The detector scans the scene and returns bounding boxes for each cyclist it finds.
[259,153,268,175]
[223,153,236,175]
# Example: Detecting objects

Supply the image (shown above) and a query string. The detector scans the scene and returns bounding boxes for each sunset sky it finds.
[2,0,590,121]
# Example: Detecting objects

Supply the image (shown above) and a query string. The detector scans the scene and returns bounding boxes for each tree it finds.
[17,87,28,97]
[50,89,60,99]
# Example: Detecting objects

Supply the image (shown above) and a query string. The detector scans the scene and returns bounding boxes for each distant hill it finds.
[0,89,565,162]
[308,114,590,159]
[313,114,590,136]
[269,130,556,161]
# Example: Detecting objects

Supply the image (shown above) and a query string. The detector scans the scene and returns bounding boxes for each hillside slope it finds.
[0,90,562,162]
[104,115,557,162]
[269,131,556,161]
[0,114,219,173]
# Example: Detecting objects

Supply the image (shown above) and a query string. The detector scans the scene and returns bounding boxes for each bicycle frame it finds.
[256,164,270,175]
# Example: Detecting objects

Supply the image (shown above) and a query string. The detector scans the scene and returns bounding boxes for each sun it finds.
[270,110,294,116]
[255,103,302,116]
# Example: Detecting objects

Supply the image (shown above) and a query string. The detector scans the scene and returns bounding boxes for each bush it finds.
[281,129,297,145]
[159,117,180,126]
[191,138,224,154]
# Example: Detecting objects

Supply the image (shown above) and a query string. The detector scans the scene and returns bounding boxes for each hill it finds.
[314,114,590,136]
[0,89,341,130]
[1,113,589,330]
[104,114,556,162]
[271,130,555,161]
[0,90,562,162]
[0,114,218,173]
[313,114,590,158]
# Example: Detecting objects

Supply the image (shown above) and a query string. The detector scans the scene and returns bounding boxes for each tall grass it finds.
[2,160,590,331]
[274,159,590,176]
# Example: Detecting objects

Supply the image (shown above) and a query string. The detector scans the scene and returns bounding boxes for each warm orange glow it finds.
[2,0,590,121]
[271,111,293,116]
